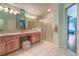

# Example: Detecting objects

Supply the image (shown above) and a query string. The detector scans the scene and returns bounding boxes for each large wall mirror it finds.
[0,19,5,31]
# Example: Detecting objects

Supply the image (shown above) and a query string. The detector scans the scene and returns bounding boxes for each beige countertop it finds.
[0,30,41,37]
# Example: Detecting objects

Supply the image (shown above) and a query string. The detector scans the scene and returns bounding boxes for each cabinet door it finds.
[31,33,40,44]
[0,42,6,55]
[36,33,40,42]
[31,34,37,44]
[6,36,20,53]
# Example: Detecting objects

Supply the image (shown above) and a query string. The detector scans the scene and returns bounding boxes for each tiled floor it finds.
[7,41,75,56]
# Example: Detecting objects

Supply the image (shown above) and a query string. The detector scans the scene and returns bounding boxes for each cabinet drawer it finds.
[0,37,6,42]
[2,36,12,42]
[12,36,19,40]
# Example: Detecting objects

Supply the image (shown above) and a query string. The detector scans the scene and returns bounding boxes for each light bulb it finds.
[14,11,18,15]
[4,8,9,12]
[9,9,14,14]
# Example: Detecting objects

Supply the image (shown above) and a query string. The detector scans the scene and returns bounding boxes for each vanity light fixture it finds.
[26,15,37,19]
[0,5,3,11]
[0,5,20,15]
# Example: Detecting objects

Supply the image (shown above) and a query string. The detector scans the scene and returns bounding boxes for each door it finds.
[66,4,77,53]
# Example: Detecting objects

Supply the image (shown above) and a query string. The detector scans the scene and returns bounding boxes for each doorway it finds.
[66,4,77,53]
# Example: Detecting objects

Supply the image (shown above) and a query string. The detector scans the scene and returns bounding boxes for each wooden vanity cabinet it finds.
[6,36,20,53]
[0,31,40,55]
[0,36,20,55]
[0,38,6,55]
[0,42,6,55]
[30,32,40,44]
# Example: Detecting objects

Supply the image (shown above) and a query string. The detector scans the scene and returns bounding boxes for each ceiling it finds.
[9,3,54,17]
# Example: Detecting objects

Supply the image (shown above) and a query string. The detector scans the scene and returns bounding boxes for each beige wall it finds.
[42,12,53,42]
[52,4,59,47]
[32,4,59,46]
[58,3,67,48]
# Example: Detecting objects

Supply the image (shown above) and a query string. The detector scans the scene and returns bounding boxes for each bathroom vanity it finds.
[0,30,41,55]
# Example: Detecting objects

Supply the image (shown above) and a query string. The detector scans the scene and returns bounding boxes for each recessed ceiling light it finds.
[47,8,51,12]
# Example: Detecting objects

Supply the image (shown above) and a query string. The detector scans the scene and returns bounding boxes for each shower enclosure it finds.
[66,4,77,54]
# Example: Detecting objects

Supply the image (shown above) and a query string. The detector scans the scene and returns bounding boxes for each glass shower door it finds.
[67,4,77,53]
